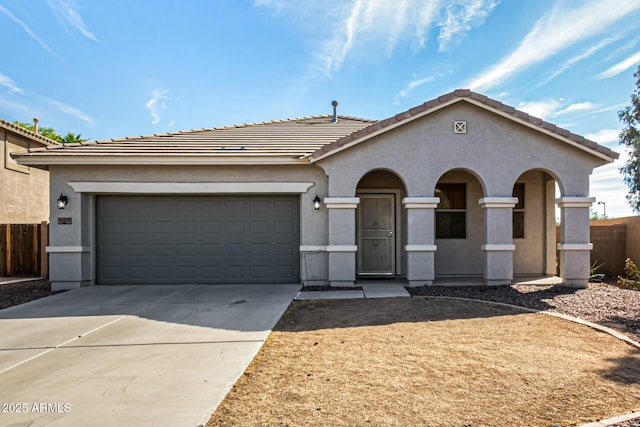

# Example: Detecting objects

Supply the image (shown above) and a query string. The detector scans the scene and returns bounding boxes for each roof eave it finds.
[13,154,311,166]
[0,120,62,147]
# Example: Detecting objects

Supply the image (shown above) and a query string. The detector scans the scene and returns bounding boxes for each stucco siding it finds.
[0,132,49,224]
[317,102,600,198]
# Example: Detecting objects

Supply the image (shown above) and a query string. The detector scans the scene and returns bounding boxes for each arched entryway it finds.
[355,169,407,278]
[511,169,560,278]
[434,169,485,279]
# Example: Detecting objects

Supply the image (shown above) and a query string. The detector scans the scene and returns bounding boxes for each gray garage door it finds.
[96,195,300,285]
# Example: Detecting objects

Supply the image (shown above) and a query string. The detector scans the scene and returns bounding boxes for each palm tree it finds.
[61,132,86,143]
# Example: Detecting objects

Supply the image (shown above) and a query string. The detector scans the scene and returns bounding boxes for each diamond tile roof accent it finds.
[311,89,619,162]
[13,115,375,164]
[0,118,61,147]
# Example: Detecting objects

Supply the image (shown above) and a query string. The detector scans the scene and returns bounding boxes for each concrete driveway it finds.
[0,284,299,427]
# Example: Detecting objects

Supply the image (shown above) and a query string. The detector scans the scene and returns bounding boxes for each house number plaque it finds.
[58,217,72,225]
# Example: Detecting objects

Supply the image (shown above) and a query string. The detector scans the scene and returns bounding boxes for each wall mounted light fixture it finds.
[313,194,321,210]
[57,193,68,209]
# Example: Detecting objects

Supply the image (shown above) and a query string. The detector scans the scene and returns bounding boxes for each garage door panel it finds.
[274,220,295,233]
[127,244,147,256]
[176,243,198,256]
[151,243,174,256]
[275,243,295,256]
[176,221,198,233]
[97,195,299,284]
[250,243,270,255]
[152,221,173,234]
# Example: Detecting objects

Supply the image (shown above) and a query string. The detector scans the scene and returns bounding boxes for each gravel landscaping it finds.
[0,279,56,310]
[407,280,640,344]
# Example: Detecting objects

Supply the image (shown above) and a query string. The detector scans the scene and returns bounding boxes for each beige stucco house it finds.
[14,90,618,291]
[1,119,57,224]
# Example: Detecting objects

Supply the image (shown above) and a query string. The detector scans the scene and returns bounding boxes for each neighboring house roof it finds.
[311,89,618,163]
[13,115,375,166]
[0,118,61,147]
[12,89,618,167]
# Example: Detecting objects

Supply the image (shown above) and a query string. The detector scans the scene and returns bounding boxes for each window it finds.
[435,183,466,239]
[4,135,30,174]
[512,183,525,238]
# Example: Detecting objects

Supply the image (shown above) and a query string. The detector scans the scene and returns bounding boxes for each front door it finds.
[357,194,395,276]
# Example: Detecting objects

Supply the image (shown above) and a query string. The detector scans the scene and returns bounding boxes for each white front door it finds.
[357,194,395,276]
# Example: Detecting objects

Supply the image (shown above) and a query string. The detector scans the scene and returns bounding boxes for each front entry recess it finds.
[357,194,395,275]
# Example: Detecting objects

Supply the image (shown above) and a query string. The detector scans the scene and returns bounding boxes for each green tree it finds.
[13,121,87,144]
[619,65,640,213]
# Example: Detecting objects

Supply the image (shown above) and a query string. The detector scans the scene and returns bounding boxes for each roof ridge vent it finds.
[331,100,338,123]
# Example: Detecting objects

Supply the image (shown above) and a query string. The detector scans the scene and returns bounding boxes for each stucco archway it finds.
[355,169,408,278]
[433,169,485,279]
[511,170,558,278]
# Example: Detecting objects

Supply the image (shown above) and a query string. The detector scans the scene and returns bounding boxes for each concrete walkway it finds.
[296,283,410,300]
[0,284,299,427]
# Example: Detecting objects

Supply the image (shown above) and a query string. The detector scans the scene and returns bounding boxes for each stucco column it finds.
[479,197,518,286]
[325,197,359,287]
[557,197,594,288]
[47,190,94,291]
[403,197,439,287]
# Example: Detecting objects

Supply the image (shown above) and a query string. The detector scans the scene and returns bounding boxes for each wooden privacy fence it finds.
[0,222,49,277]
[589,216,640,277]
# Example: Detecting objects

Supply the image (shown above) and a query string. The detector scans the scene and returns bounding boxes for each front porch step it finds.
[295,283,410,300]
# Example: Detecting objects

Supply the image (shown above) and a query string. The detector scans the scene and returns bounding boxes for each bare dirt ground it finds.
[208,296,640,427]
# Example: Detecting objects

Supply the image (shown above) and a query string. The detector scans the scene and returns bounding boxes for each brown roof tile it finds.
[13,115,375,163]
[0,118,61,147]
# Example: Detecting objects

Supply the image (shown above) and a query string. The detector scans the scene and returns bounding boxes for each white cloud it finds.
[44,97,94,125]
[596,51,640,79]
[0,96,33,117]
[0,73,23,94]
[47,0,100,42]
[257,0,498,77]
[146,90,169,125]
[468,0,640,91]
[517,99,562,119]
[554,102,598,116]
[396,76,435,100]
[586,127,630,217]
[517,99,600,119]
[394,71,451,104]
[0,5,61,60]
[585,129,620,145]
[590,149,634,218]
[438,0,498,51]
[537,38,618,87]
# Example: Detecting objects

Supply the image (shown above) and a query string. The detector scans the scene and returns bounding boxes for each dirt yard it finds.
[207,297,640,427]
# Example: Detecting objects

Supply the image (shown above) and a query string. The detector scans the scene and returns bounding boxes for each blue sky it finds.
[1,0,640,218]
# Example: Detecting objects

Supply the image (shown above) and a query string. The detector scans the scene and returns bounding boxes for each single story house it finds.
[14,89,618,291]
[1,118,58,224]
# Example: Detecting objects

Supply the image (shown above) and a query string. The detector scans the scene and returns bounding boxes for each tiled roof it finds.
[12,90,618,166]
[311,89,619,162]
[14,115,374,162]
[0,118,61,147]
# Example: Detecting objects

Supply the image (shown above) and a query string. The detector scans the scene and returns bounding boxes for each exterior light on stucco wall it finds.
[313,194,322,210]
[57,194,68,209]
